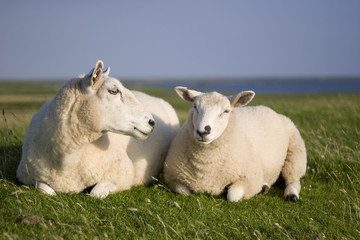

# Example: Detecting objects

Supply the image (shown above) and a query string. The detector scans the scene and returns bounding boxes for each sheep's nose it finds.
[148,119,155,127]
[197,125,211,137]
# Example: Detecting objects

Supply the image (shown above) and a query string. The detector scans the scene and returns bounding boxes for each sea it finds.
[123,77,360,94]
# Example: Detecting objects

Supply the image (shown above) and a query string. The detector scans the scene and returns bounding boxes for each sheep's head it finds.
[78,60,155,140]
[175,86,255,144]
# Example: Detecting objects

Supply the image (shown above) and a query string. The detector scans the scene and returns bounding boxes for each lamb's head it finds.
[78,60,155,140]
[175,86,255,144]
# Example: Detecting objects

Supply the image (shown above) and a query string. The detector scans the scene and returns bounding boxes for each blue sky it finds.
[1,1,360,80]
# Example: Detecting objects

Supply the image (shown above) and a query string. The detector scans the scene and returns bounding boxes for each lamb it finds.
[16,60,179,198]
[163,87,307,202]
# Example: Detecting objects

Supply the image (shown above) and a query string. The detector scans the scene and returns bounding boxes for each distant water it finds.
[123,78,360,94]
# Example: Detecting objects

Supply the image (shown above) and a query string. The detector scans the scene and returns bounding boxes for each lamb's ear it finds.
[228,90,255,108]
[90,60,104,90]
[175,86,203,102]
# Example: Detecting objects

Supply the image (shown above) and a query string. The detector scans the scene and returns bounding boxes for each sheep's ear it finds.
[103,67,110,77]
[228,90,255,108]
[90,60,105,90]
[175,86,202,102]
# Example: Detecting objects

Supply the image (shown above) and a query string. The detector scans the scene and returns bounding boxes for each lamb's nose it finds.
[204,125,211,133]
[148,119,155,127]
[197,125,211,137]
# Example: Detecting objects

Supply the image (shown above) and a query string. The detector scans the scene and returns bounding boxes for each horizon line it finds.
[1,75,360,82]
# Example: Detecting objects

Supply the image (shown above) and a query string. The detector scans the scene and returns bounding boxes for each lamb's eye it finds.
[108,89,119,95]
[220,109,230,117]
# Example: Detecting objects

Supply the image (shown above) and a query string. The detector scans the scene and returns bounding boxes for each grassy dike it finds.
[0,81,359,239]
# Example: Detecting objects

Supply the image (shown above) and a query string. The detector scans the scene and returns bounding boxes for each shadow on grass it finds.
[1,109,23,184]
[0,144,22,183]
[147,173,291,203]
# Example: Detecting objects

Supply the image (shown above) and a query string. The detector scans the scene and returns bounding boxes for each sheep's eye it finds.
[108,89,119,95]
[223,109,230,114]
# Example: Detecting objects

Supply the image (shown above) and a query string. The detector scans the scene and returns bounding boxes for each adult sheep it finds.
[17,60,179,198]
[163,87,306,202]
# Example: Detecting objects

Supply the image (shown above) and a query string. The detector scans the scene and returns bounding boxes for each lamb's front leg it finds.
[90,156,134,198]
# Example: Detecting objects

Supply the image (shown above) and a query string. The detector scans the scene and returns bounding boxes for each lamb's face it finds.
[80,61,155,140]
[175,86,255,145]
[192,93,231,144]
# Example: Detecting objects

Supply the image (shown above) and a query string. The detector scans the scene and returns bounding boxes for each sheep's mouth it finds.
[134,127,152,136]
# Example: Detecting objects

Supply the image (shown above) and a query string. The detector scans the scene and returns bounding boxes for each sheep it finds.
[16,60,179,198]
[163,87,307,202]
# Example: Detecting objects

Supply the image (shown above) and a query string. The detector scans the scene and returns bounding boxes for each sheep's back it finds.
[234,106,292,184]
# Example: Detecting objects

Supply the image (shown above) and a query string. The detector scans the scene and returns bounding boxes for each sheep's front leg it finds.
[36,181,56,196]
[90,155,135,199]
[90,181,117,199]
[174,183,191,195]
[227,174,264,202]
[166,179,191,195]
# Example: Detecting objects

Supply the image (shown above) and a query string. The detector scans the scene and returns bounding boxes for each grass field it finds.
[0,81,359,239]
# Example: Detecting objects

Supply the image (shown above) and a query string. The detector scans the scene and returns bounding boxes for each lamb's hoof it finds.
[285,194,298,202]
[261,184,270,195]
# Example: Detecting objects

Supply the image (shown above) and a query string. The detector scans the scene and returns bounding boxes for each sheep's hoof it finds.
[261,184,270,195]
[285,194,298,202]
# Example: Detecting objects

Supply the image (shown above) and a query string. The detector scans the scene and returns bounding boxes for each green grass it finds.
[1,82,359,239]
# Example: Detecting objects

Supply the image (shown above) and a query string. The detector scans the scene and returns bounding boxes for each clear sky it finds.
[1,0,360,80]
